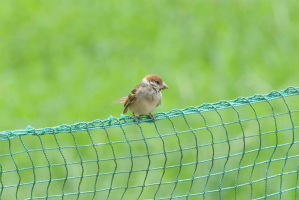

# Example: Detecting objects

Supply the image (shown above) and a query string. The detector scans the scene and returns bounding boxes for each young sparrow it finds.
[114,74,169,121]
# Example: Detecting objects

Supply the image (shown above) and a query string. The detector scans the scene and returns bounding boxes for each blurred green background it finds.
[1,1,299,199]
[1,0,298,131]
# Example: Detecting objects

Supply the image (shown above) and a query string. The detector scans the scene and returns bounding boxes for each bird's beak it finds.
[161,83,169,90]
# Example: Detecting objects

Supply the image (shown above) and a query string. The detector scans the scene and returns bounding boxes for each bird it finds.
[114,74,169,121]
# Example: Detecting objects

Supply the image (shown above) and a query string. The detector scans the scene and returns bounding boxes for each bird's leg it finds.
[149,113,156,121]
[133,113,139,121]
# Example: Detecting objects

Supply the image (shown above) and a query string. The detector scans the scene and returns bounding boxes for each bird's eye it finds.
[155,80,160,84]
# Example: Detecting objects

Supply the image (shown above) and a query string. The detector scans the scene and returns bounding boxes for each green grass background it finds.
[1,0,298,131]
[0,0,299,199]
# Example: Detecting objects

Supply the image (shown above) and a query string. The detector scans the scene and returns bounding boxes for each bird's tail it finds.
[111,97,127,104]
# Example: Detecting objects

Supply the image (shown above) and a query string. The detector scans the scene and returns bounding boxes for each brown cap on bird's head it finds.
[144,74,169,90]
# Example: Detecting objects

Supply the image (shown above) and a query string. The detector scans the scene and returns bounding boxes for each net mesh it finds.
[1,86,299,200]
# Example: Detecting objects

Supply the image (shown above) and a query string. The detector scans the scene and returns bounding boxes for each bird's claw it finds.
[150,113,156,121]
[133,113,156,122]
[133,113,140,121]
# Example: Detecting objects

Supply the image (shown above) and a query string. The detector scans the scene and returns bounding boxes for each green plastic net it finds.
[1,86,299,200]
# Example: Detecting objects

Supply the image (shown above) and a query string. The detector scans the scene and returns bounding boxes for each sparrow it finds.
[114,74,169,121]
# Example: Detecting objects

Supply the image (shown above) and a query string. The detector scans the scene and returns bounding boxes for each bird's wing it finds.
[123,85,139,114]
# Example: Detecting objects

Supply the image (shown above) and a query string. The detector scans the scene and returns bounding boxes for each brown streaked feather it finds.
[123,85,139,114]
